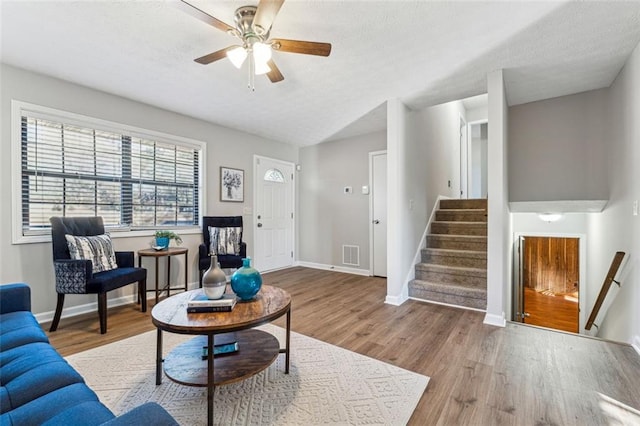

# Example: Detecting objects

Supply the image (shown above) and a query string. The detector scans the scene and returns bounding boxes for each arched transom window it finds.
[264,168,285,183]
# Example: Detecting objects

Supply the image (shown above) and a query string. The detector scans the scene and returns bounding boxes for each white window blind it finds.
[20,112,201,234]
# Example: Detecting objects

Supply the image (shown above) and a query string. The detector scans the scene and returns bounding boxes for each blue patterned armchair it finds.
[49,216,147,334]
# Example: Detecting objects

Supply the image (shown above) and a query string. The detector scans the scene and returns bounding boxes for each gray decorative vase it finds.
[202,254,226,299]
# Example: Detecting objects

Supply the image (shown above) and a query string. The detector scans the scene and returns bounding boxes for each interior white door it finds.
[371,152,387,277]
[254,156,294,272]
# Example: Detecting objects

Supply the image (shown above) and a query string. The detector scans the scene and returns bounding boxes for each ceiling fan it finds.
[176,0,332,88]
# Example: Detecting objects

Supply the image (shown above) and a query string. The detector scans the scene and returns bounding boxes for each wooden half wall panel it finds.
[523,236,579,294]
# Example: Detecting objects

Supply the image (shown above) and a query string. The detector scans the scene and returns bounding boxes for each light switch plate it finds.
[633,200,638,216]
[362,185,369,195]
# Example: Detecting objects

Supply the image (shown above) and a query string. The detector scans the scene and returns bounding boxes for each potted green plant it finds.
[154,230,183,249]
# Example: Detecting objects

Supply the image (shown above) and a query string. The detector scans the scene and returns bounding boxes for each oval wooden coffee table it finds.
[151,285,291,426]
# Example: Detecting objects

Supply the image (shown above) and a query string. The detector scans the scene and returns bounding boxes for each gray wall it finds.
[297,130,386,271]
[508,89,608,202]
[0,64,297,318]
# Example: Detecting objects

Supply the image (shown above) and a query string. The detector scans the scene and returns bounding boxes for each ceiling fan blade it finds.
[253,0,285,35]
[266,59,284,83]
[271,39,331,57]
[174,0,235,34]
[194,46,235,65]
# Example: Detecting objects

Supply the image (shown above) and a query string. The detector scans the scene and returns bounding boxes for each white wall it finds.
[412,100,466,210]
[466,106,488,123]
[0,64,297,318]
[485,69,509,326]
[590,42,640,347]
[509,89,608,202]
[297,130,386,272]
[386,99,429,303]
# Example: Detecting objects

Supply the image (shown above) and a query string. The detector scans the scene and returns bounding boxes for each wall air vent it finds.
[342,245,360,266]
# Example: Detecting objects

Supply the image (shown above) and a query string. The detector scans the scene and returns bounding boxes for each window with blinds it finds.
[19,109,202,235]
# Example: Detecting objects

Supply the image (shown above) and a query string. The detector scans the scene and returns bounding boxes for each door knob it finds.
[373,220,380,224]
[257,223,263,228]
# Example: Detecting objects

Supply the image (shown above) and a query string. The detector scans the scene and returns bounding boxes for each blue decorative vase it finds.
[155,237,170,249]
[230,258,262,301]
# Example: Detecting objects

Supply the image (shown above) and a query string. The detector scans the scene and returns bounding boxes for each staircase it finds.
[409,199,488,310]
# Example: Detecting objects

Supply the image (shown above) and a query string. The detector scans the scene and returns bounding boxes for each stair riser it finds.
[440,199,487,210]
[422,253,487,269]
[427,237,487,251]
[431,222,487,236]
[409,286,487,310]
[435,210,487,222]
[415,269,486,287]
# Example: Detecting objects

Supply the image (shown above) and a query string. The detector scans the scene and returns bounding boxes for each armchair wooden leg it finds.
[49,294,65,332]
[140,278,147,312]
[98,293,107,334]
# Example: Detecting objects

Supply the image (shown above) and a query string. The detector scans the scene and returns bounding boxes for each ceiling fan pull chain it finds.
[249,53,255,91]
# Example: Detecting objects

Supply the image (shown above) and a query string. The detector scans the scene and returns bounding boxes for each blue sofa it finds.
[0,283,178,426]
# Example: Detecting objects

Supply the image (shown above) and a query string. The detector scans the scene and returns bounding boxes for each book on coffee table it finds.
[187,293,237,308]
[187,304,235,313]
[201,341,239,359]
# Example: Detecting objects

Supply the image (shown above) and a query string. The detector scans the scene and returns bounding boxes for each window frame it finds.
[11,100,206,244]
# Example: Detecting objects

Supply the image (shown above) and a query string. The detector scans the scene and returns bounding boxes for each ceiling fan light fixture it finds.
[252,42,272,64]
[227,46,248,68]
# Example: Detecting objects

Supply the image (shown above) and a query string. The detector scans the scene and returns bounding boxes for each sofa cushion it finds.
[66,234,117,273]
[0,312,48,352]
[40,401,115,426]
[1,347,85,412]
[1,342,62,381]
[0,382,108,426]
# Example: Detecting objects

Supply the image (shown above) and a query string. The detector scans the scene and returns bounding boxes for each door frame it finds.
[252,155,296,272]
[459,115,468,199]
[369,150,387,277]
[467,119,488,199]
[512,231,587,333]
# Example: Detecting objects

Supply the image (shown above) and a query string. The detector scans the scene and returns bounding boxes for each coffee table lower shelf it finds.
[163,329,280,387]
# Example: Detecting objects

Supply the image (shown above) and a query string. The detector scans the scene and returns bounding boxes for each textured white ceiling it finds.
[2,1,640,146]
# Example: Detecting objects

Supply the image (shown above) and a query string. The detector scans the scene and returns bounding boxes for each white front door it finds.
[254,156,294,272]
[370,151,387,277]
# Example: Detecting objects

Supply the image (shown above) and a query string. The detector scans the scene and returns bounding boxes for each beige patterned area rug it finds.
[67,325,429,425]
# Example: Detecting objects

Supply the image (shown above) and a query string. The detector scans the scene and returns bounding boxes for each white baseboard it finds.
[385,293,408,306]
[632,335,640,356]
[34,280,200,324]
[295,261,371,276]
[483,312,506,327]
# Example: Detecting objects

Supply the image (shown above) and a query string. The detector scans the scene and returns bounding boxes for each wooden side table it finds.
[138,247,188,304]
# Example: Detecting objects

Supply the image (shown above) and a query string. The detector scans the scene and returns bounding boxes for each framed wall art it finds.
[220,167,244,202]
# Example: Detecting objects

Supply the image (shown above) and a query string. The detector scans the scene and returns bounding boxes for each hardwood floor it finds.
[523,287,579,333]
[46,267,640,425]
